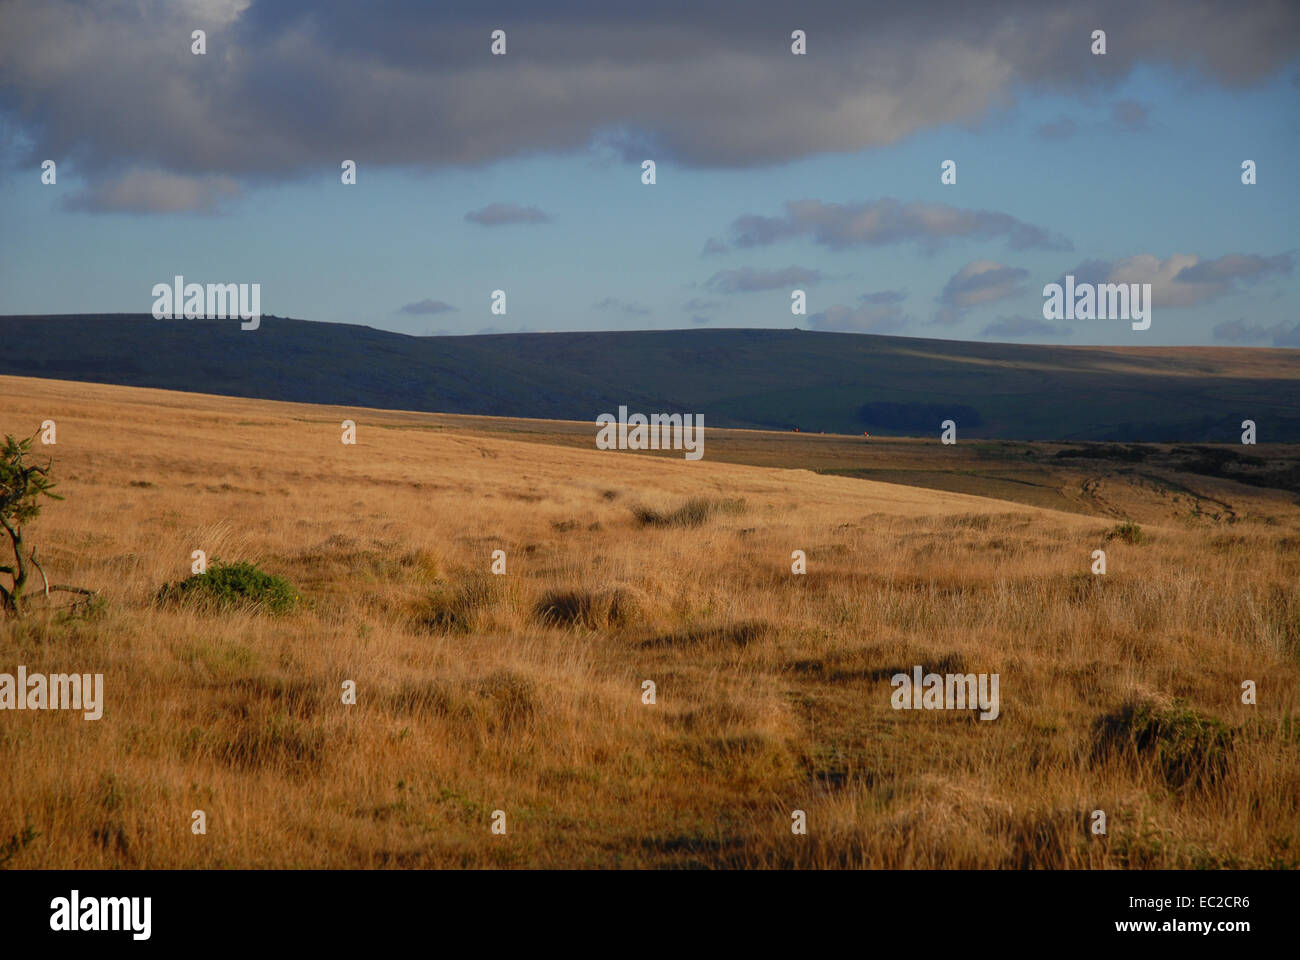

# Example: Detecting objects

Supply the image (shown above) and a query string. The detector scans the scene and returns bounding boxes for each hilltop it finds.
[1,314,1296,441]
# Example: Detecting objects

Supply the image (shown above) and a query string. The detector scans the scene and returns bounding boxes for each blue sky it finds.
[1,1,1297,346]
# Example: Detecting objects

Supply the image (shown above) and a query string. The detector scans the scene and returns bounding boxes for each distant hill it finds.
[2,314,1297,441]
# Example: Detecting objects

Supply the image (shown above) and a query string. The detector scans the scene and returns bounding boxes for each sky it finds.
[1,0,1298,347]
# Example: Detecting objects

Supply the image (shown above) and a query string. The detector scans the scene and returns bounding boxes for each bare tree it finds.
[0,433,94,617]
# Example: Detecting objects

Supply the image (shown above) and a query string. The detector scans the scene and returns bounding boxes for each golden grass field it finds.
[1,373,1298,868]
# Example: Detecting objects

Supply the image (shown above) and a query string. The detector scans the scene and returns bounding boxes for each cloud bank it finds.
[3,0,1296,212]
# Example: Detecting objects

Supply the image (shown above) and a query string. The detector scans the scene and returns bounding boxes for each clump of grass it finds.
[642,620,772,649]
[0,825,39,867]
[631,496,746,528]
[473,670,538,733]
[156,559,301,614]
[414,576,499,633]
[387,671,538,735]
[1093,699,1235,790]
[534,587,638,629]
[217,711,328,772]
[1106,521,1145,544]
[1066,571,1101,604]
[55,593,108,624]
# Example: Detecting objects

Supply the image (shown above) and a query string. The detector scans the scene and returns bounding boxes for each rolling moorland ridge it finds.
[2,314,1298,442]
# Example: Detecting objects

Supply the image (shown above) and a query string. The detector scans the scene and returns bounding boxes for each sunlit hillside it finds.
[1,374,1297,868]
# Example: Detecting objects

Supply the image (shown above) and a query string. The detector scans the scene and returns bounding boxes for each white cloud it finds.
[62,168,240,214]
[1063,252,1293,308]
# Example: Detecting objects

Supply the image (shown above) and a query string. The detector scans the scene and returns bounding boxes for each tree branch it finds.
[30,547,49,597]
[47,585,98,597]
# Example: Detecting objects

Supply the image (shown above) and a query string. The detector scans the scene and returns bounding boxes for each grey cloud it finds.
[683,297,722,311]
[400,298,458,314]
[1174,252,1293,284]
[1111,99,1150,130]
[1058,252,1293,308]
[807,290,911,334]
[465,202,553,226]
[859,290,907,305]
[933,261,1028,325]
[61,169,241,214]
[939,261,1029,308]
[1063,259,1114,287]
[981,315,1072,338]
[705,266,821,293]
[701,238,729,257]
[1212,318,1271,342]
[1212,318,1300,346]
[593,297,651,316]
[2,0,1297,197]
[1035,116,1077,140]
[477,324,549,335]
[728,199,1072,253]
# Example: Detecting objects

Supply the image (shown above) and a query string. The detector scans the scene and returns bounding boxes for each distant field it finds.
[430,412,1300,521]
[3,315,1298,441]
[1,375,1298,868]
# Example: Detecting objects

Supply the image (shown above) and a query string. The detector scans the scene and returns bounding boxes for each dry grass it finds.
[1,374,1297,869]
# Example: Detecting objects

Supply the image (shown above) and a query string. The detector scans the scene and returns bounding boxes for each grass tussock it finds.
[533,587,639,630]
[1092,699,1236,792]
[387,671,538,735]
[643,620,772,649]
[631,496,746,528]
[412,576,500,634]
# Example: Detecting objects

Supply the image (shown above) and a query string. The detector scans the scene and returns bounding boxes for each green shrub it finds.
[1106,521,1144,545]
[157,559,300,614]
[1093,699,1235,791]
